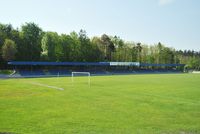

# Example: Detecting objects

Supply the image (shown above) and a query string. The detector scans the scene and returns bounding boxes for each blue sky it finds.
[0,0,200,51]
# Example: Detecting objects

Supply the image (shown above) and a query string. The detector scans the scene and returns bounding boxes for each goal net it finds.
[71,72,91,85]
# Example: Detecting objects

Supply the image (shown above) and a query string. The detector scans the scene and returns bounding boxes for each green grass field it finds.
[0,74,200,134]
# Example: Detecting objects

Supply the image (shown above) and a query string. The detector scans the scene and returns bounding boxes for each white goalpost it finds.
[71,72,91,85]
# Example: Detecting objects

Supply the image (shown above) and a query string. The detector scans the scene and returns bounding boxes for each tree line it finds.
[0,22,200,70]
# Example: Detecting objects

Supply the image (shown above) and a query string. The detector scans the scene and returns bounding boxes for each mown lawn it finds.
[0,74,200,134]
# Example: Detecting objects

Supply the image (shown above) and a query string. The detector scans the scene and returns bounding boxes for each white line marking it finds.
[30,82,64,90]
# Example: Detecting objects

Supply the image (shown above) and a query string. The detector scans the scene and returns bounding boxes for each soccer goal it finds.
[71,72,91,85]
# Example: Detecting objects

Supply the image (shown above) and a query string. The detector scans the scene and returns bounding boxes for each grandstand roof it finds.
[8,61,140,66]
[7,61,185,67]
[8,61,110,66]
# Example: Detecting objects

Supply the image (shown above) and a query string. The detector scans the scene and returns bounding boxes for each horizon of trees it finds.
[0,22,200,70]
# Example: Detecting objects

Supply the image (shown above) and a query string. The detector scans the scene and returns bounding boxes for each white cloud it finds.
[158,0,174,6]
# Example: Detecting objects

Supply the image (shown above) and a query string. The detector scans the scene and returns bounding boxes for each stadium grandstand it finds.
[5,61,185,78]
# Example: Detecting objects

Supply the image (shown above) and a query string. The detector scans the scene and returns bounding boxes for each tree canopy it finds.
[0,22,200,70]
[2,39,17,61]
